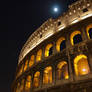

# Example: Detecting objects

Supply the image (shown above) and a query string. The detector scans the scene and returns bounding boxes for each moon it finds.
[52,5,60,13]
[54,7,58,12]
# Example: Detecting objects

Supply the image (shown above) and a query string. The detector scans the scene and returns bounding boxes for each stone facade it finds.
[12,0,92,92]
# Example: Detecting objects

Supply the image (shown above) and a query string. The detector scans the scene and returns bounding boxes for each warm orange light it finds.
[33,71,40,88]
[70,31,81,45]
[56,37,65,52]
[57,61,69,79]
[86,24,92,39]
[24,60,28,71]
[18,64,23,76]
[25,75,31,90]
[20,79,24,91]
[36,49,42,62]
[16,83,20,92]
[29,55,34,67]
[45,44,53,57]
[43,66,52,84]
[74,54,90,76]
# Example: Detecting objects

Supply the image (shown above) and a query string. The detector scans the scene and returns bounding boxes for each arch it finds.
[74,54,90,76]
[86,24,92,39]
[25,75,31,91]
[43,66,52,84]
[18,64,23,76]
[45,44,53,57]
[24,60,28,71]
[16,83,20,92]
[36,49,42,62]
[57,61,69,80]
[20,79,25,92]
[33,71,40,88]
[70,31,82,45]
[29,55,34,67]
[56,37,66,52]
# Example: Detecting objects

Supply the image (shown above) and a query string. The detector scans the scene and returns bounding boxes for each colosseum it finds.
[12,0,92,92]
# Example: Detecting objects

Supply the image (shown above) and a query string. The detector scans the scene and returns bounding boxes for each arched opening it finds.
[36,49,42,62]
[86,24,92,39]
[45,44,53,57]
[56,37,66,52]
[89,28,92,39]
[25,75,31,91]
[29,55,34,67]
[57,61,69,80]
[20,79,24,92]
[43,66,52,84]
[74,54,90,76]
[33,71,40,88]
[70,31,82,45]
[24,60,28,71]
[16,83,20,92]
[73,34,82,44]
[18,64,23,76]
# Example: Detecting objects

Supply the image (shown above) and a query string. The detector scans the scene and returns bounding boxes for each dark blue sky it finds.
[1,0,78,92]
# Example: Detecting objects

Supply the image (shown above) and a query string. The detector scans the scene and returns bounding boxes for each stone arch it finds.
[18,64,23,76]
[33,71,40,88]
[86,24,92,39]
[74,54,90,76]
[25,75,31,91]
[43,66,52,84]
[29,55,35,67]
[70,31,82,45]
[20,79,25,92]
[45,43,53,57]
[36,49,42,62]
[16,83,20,92]
[56,37,66,52]
[57,61,69,80]
[24,60,28,71]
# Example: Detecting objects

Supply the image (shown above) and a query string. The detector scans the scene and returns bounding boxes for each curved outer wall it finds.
[12,0,92,92]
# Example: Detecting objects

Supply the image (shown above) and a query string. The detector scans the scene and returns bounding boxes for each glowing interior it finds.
[45,44,53,57]
[20,79,24,92]
[25,75,31,90]
[29,55,34,67]
[43,66,52,84]
[24,60,28,71]
[74,54,90,76]
[57,61,69,79]
[33,71,40,88]
[36,49,42,62]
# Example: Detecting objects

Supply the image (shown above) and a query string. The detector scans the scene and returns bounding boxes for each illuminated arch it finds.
[24,60,28,71]
[16,83,20,92]
[36,49,42,62]
[56,37,66,52]
[33,71,40,88]
[29,55,34,67]
[45,44,53,57]
[57,61,69,80]
[70,31,82,45]
[43,66,52,84]
[74,54,90,76]
[18,64,23,76]
[86,24,92,39]
[25,75,31,91]
[20,79,25,92]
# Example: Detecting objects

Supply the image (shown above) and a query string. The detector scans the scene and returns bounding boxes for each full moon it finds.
[53,7,58,12]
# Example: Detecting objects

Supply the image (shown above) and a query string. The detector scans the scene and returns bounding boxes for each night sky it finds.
[1,0,78,92]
